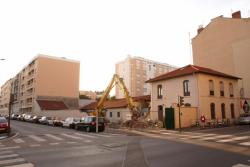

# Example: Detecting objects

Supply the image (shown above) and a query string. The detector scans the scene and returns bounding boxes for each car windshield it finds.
[84,117,104,123]
[0,117,7,123]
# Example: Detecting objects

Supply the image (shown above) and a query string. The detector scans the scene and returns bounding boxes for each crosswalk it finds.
[0,150,34,167]
[157,131,250,147]
[0,132,125,150]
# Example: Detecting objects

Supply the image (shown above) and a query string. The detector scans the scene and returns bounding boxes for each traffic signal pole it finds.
[178,96,182,132]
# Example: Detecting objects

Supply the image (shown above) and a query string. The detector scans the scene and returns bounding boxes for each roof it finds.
[146,65,240,83]
[79,95,150,111]
[36,100,68,110]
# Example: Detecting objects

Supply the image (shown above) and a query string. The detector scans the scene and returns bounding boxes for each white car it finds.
[238,113,250,125]
[62,117,80,129]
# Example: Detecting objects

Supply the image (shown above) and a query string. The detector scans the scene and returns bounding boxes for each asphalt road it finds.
[0,120,249,167]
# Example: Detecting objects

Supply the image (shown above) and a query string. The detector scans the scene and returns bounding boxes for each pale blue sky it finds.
[0,0,249,91]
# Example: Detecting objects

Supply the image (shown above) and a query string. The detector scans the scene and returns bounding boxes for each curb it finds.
[0,132,19,141]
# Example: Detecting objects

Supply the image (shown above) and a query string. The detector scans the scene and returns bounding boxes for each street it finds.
[0,121,249,167]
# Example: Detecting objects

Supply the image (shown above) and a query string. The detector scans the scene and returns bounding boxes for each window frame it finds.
[209,80,214,96]
[157,84,163,99]
[220,81,224,97]
[229,83,234,97]
[221,103,226,119]
[210,103,216,120]
[183,80,190,96]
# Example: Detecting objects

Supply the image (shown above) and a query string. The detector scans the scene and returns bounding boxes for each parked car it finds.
[62,117,80,129]
[32,116,42,123]
[238,113,250,125]
[11,114,19,120]
[52,118,63,127]
[39,116,52,125]
[0,117,9,133]
[24,115,32,122]
[75,116,105,132]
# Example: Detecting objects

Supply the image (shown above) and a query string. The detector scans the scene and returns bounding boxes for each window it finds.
[229,83,234,97]
[209,80,214,95]
[183,80,190,96]
[157,85,162,99]
[117,112,120,118]
[109,112,112,118]
[221,103,226,119]
[230,103,235,118]
[220,81,224,96]
[210,103,216,119]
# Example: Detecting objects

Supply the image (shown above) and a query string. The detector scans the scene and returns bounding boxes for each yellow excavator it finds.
[94,74,140,121]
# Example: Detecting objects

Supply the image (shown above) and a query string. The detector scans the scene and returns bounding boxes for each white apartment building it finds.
[115,55,177,98]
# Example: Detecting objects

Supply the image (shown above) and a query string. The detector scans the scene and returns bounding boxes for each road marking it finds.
[239,142,250,146]
[84,140,92,143]
[161,132,172,135]
[93,134,111,138]
[0,146,20,150]
[199,135,233,141]
[4,163,34,167]
[0,151,13,155]
[217,136,249,143]
[0,154,19,159]
[232,164,250,167]
[186,134,217,139]
[75,133,97,139]
[49,143,59,146]
[13,138,25,144]
[0,158,25,165]
[28,135,46,142]
[67,141,77,144]
[45,134,64,141]
[61,133,82,140]
[30,144,41,147]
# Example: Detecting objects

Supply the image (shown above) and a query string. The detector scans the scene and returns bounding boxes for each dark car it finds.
[75,116,105,132]
[0,117,9,133]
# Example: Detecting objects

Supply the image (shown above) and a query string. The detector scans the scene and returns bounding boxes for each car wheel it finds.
[75,125,78,130]
[86,126,90,132]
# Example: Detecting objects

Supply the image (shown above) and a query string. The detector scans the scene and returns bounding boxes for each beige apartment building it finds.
[115,55,177,99]
[79,90,97,100]
[4,54,80,116]
[0,79,13,115]
[147,65,240,129]
[192,11,250,113]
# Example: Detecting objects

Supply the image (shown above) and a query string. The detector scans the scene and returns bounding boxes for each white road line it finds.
[161,132,172,135]
[232,164,250,167]
[13,138,25,144]
[67,141,77,144]
[199,135,233,141]
[45,134,64,141]
[0,146,20,150]
[217,136,249,143]
[61,133,82,140]
[75,133,97,139]
[84,140,92,143]
[0,154,19,159]
[4,163,34,167]
[186,134,217,139]
[30,144,41,147]
[28,135,46,142]
[0,151,13,155]
[49,143,60,146]
[239,142,250,146]
[0,158,25,165]
[93,134,111,138]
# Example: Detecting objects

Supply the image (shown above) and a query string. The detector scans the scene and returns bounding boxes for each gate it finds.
[165,108,175,129]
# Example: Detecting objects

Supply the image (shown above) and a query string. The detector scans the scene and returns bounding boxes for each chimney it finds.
[197,25,204,34]
[232,11,241,19]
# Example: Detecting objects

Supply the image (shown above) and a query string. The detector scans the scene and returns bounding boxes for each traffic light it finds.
[179,96,184,106]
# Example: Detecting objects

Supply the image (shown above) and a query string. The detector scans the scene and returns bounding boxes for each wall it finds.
[105,108,131,123]
[35,56,80,99]
[174,106,197,129]
[192,16,250,98]
[197,73,240,123]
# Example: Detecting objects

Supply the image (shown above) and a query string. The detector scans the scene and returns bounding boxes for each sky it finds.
[0,0,249,92]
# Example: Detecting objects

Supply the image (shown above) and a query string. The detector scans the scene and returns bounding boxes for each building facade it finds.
[192,11,250,109]
[0,54,80,116]
[115,55,177,98]
[0,79,13,115]
[147,65,240,129]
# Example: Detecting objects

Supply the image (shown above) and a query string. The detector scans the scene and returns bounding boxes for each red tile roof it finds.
[37,100,68,110]
[146,65,240,83]
[79,95,150,111]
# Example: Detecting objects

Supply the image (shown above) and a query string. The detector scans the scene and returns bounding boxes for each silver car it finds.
[238,113,250,125]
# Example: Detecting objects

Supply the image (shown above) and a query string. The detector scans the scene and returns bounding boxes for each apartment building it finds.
[79,90,97,100]
[146,65,240,129]
[3,54,80,116]
[0,79,13,115]
[115,55,177,98]
[192,11,250,111]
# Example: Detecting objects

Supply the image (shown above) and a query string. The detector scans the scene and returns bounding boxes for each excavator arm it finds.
[95,74,140,120]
